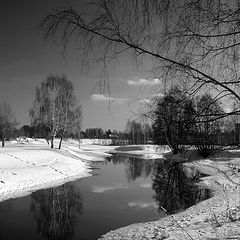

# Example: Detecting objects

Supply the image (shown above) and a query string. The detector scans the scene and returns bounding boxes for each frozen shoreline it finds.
[3,139,240,239]
[0,138,118,202]
[100,154,240,240]
[0,139,166,203]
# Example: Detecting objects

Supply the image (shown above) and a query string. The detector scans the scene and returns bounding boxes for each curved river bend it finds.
[0,154,211,240]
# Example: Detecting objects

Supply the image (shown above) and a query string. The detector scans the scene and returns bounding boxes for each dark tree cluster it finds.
[18,123,49,139]
[84,128,105,139]
[152,87,195,153]
[79,128,127,145]
[152,86,232,156]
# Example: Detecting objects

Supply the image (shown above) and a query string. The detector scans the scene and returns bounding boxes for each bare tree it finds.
[125,119,149,144]
[30,75,76,149]
[58,80,76,149]
[30,183,83,239]
[41,0,240,118]
[0,102,18,147]
[72,105,82,149]
[193,93,224,156]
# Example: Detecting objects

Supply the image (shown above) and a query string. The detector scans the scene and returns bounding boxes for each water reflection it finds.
[152,160,211,214]
[112,154,211,214]
[0,155,212,240]
[0,200,12,213]
[112,155,154,181]
[30,183,82,240]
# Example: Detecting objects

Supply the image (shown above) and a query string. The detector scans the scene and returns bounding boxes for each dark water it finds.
[0,155,211,240]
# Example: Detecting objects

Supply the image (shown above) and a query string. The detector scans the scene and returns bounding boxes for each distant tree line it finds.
[17,122,153,146]
[18,126,111,140]
[2,74,240,155]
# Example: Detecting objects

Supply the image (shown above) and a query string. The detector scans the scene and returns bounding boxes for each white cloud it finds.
[92,185,129,193]
[223,106,232,113]
[128,78,160,86]
[91,94,128,103]
[128,201,153,208]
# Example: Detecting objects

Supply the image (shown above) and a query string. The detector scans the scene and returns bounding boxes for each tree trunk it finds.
[58,129,65,149]
[2,138,4,147]
[59,134,63,149]
[51,136,54,149]
[78,132,81,149]
[59,137,63,149]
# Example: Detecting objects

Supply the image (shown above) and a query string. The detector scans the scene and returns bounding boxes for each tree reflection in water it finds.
[30,183,82,240]
[111,154,154,181]
[111,155,211,213]
[152,160,211,214]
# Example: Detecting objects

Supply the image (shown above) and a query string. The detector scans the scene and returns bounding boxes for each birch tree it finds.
[72,105,82,149]
[58,80,76,149]
[30,75,76,149]
[0,102,18,147]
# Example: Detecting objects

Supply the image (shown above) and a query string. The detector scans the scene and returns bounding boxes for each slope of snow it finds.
[0,139,116,202]
[111,145,171,159]
[0,138,170,202]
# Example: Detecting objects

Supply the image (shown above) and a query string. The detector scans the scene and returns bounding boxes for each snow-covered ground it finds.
[0,138,117,202]
[0,138,169,203]
[100,151,240,240]
[110,145,171,159]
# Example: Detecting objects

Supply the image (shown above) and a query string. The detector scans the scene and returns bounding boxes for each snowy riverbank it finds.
[110,145,171,159]
[0,139,169,203]
[0,138,117,202]
[100,152,240,240]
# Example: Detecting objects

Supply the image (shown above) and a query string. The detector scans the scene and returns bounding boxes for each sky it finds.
[0,0,161,130]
